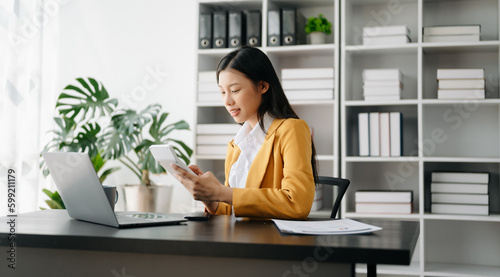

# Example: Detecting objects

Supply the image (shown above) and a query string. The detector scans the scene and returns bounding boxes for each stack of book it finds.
[355,190,413,214]
[358,112,402,157]
[423,25,480,43]
[362,69,403,101]
[437,68,485,99]
[363,25,410,46]
[196,124,240,155]
[197,71,219,103]
[431,172,489,216]
[281,68,334,101]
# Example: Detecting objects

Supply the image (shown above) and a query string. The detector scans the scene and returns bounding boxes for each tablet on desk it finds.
[149,144,196,176]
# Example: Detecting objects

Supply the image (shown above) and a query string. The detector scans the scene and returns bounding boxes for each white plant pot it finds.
[122,184,173,213]
[309,32,327,44]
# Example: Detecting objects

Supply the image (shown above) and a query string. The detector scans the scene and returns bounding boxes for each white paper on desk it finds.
[272,219,382,235]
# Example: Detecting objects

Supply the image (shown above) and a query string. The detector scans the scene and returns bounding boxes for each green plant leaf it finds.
[74,123,101,158]
[45,199,64,209]
[101,104,161,160]
[99,166,121,183]
[55,77,118,120]
[305,13,332,35]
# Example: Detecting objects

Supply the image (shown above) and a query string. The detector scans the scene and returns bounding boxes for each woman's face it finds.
[218,69,268,128]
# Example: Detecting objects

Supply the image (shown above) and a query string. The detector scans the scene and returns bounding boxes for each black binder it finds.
[198,13,212,49]
[267,10,281,47]
[281,8,306,46]
[246,10,261,47]
[213,11,228,48]
[229,11,246,48]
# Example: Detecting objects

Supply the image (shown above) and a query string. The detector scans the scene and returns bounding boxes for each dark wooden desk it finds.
[0,210,419,277]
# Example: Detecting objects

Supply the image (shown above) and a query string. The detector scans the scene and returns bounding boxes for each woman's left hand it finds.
[171,163,233,204]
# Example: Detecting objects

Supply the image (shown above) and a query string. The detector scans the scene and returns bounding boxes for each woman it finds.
[172,46,318,219]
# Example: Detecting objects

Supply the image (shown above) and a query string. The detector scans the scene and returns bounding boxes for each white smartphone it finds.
[149,144,196,176]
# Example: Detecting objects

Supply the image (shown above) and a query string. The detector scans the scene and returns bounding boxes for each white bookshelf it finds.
[196,0,500,275]
[195,0,339,216]
[340,0,500,276]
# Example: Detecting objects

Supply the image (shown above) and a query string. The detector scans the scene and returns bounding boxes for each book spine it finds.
[431,172,489,184]
[423,25,481,36]
[196,135,234,145]
[369,112,380,156]
[198,92,221,102]
[197,145,228,155]
[437,89,485,99]
[363,69,403,81]
[281,67,334,79]
[431,203,488,215]
[281,79,335,90]
[379,112,391,157]
[437,68,484,79]
[197,124,240,134]
[284,89,333,100]
[390,112,402,157]
[363,35,410,46]
[358,113,370,156]
[355,191,413,203]
[430,183,488,194]
[355,203,413,214]
[431,193,489,205]
[438,79,485,89]
[198,71,216,82]
[198,82,220,93]
[423,34,480,43]
[363,86,402,96]
[363,25,410,36]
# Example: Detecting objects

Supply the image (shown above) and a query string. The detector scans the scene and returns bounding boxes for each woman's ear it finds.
[259,81,270,94]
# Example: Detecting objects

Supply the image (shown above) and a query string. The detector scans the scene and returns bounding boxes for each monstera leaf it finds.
[101,104,161,160]
[56,77,117,120]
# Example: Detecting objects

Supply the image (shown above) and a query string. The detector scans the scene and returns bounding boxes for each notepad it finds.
[272,219,382,235]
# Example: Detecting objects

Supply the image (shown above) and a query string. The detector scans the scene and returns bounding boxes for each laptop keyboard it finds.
[116,212,171,223]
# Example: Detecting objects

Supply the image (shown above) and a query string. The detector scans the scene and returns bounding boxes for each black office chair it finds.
[316,176,350,219]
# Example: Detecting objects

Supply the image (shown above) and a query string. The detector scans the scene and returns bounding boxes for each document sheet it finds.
[272,219,382,235]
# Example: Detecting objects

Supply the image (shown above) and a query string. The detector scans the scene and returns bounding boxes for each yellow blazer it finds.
[213,118,315,219]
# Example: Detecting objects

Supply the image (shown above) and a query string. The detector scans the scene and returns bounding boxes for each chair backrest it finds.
[316,176,350,219]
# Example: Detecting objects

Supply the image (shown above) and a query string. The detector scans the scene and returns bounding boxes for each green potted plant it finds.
[304,13,332,44]
[41,77,192,211]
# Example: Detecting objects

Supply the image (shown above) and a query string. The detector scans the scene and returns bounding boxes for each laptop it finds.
[42,152,187,228]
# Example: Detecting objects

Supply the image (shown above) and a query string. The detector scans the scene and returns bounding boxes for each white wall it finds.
[57,0,199,211]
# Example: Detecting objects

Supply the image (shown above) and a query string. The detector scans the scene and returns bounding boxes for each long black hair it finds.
[216,46,319,183]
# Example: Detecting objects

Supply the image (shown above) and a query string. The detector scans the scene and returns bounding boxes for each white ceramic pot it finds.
[309,32,327,44]
[122,184,173,213]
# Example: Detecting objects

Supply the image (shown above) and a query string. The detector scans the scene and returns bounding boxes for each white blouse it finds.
[228,113,275,189]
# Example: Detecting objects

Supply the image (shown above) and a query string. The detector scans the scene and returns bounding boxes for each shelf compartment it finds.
[356,260,421,276]
[423,162,500,215]
[196,106,234,124]
[294,105,335,156]
[346,105,418,157]
[421,105,500,158]
[423,213,500,223]
[346,100,419,106]
[344,162,420,214]
[424,220,500,274]
[344,49,418,101]
[424,263,500,277]
[268,0,336,46]
[423,0,499,41]
[343,0,418,46]
[195,159,226,183]
[346,212,421,220]
[422,46,499,100]
[265,44,335,56]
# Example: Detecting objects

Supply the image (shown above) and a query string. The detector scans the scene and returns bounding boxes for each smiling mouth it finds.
[229,109,240,116]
